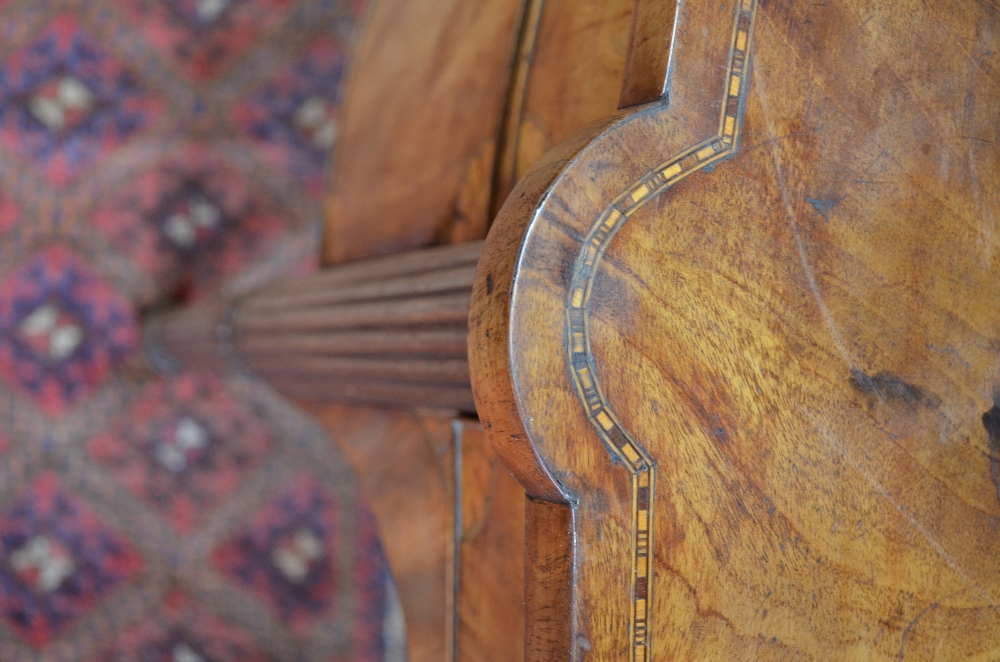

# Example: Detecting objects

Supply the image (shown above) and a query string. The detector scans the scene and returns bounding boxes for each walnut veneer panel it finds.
[471,0,1000,659]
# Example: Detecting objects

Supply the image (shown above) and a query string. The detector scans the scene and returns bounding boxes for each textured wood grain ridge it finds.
[150,242,483,411]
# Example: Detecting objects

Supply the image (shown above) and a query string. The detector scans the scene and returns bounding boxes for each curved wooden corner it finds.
[471,0,749,493]
[470,121,622,504]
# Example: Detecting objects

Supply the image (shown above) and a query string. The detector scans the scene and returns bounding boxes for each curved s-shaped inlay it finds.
[565,2,757,659]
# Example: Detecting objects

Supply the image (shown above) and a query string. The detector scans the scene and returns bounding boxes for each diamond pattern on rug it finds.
[0,472,143,647]
[90,151,293,302]
[0,194,19,237]
[235,37,346,197]
[0,0,388,658]
[87,373,273,533]
[0,245,138,416]
[95,590,273,662]
[212,475,338,633]
[116,0,295,81]
[0,15,163,187]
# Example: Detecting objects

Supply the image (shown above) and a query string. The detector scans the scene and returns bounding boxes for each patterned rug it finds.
[0,0,397,660]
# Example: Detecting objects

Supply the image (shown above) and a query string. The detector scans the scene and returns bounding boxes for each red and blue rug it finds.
[0,0,394,660]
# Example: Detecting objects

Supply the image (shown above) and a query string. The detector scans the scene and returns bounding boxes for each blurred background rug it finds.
[0,0,401,660]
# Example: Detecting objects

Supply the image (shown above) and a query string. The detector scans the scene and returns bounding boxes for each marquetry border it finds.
[565,1,757,658]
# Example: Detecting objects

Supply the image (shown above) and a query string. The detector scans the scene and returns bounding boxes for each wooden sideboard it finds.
[149,0,1000,659]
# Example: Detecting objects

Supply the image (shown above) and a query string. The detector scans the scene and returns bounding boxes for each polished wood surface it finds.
[618,0,676,109]
[492,0,635,209]
[523,498,573,662]
[471,0,1000,660]
[323,0,523,262]
[453,420,526,662]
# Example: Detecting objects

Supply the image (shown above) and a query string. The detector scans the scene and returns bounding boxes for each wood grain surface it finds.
[524,497,573,662]
[322,0,523,262]
[619,0,677,109]
[471,0,1000,660]
[492,0,636,210]
[454,420,526,661]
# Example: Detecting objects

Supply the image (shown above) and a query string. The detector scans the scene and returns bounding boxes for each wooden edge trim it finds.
[469,117,626,504]
[618,0,679,109]
[491,0,547,217]
[525,496,574,662]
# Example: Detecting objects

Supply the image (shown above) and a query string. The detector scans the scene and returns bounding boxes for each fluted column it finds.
[146,241,482,411]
